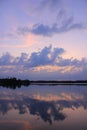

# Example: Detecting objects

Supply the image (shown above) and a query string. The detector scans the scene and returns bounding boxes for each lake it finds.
[0,84,87,130]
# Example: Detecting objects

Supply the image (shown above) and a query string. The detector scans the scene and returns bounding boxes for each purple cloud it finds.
[0,45,86,68]
[18,17,85,37]
[0,45,87,80]
[25,45,65,67]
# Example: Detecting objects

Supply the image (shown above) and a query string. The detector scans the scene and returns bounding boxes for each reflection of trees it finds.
[0,96,87,124]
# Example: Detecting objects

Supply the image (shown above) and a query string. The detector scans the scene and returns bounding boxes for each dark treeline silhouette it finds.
[0,77,87,89]
[31,80,87,85]
[0,78,30,89]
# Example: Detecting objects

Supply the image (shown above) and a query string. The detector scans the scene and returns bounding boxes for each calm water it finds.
[0,84,87,130]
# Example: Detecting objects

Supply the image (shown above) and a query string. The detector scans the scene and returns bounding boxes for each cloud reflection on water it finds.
[0,85,87,130]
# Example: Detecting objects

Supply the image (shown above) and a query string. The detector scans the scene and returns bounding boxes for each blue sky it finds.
[0,0,87,80]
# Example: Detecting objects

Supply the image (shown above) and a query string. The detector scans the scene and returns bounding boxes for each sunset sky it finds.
[0,0,87,80]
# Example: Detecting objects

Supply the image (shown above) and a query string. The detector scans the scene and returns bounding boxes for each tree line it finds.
[0,77,87,89]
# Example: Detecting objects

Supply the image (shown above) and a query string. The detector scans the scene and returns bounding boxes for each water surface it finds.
[0,85,87,130]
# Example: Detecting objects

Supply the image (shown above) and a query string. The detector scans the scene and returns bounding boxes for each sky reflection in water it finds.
[0,85,87,130]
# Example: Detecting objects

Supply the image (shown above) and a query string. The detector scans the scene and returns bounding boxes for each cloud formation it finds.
[0,45,65,67]
[1,0,86,39]
[0,45,86,68]
[26,45,65,67]
[16,0,86,37]
[0,45,87,80]
[0,52,13,66]
[18,17,85,37]
[39,0,62,11]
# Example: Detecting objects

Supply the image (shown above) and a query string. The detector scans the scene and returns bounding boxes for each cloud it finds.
[32,21,84,36]
[57,58,82,67]
[0,45,87,80]
[25,45,65,67]
[0,52,14,66]
[18,16,85,37]
[13,53,28,65]
[0,45,86,68]
[39,0,62,11]
[1,45,63,67]
[16,0,86,37]
[1,0,86,39]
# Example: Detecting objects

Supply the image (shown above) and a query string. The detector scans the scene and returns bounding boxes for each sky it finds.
[0,0,87,80]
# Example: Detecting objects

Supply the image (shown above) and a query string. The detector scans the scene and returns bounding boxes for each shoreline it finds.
[0,78,87,86]
[31,82,87,85]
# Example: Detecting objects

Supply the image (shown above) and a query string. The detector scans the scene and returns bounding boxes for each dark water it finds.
[0,85,87,130]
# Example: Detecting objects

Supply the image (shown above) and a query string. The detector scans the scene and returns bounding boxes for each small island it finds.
[0,78,30,89]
